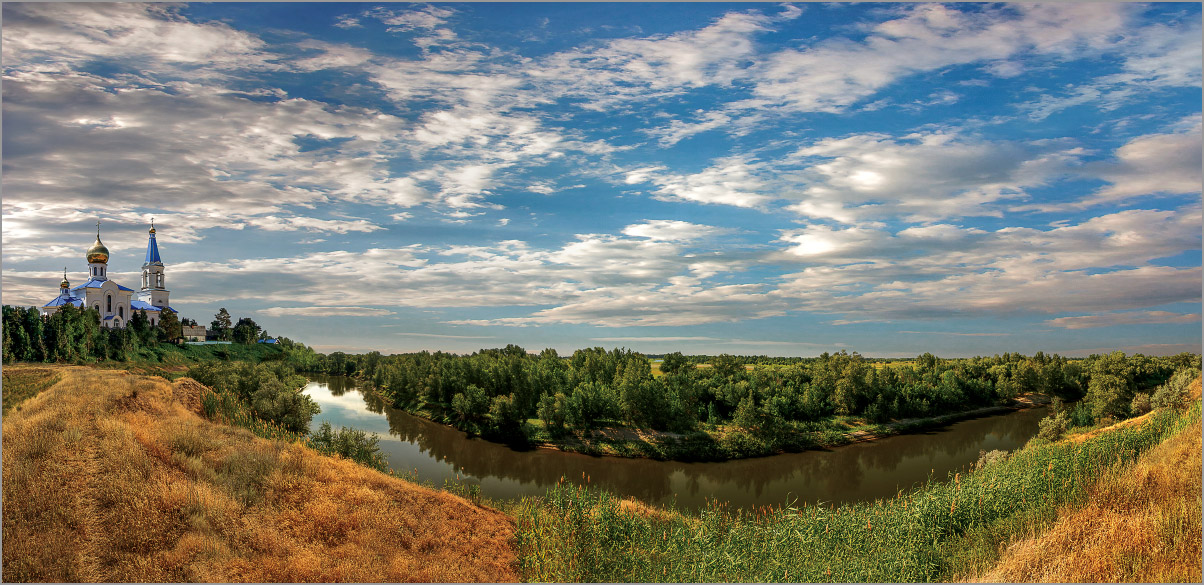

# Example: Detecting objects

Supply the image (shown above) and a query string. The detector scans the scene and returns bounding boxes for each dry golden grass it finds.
[974,400,1202,582]
[2,364,517,582]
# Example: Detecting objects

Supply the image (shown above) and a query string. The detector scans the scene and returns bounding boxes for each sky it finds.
[2,2,1200,358]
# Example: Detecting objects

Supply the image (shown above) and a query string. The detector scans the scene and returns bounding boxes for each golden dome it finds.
[86,235,109,264]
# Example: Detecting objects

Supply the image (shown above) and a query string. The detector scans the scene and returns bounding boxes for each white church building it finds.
[42,222,175,328]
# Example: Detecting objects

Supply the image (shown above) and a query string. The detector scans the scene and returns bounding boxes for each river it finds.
[303,374,1047,510]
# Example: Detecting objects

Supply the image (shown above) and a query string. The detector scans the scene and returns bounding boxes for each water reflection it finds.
[304,375,1046,510]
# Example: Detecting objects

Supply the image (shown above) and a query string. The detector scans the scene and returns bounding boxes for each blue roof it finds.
[70,278,135,292]
[43,296,84,308]
[145,232,162,264]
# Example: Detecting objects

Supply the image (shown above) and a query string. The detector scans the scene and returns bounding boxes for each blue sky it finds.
[2,2,1200,357]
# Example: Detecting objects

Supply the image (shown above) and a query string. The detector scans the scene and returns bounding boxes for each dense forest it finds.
[302,344,1199,450]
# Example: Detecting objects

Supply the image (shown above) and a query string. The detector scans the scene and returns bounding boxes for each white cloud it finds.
[633,157,771,208]
[1079,123,1203,206]
[260,306,396,317]
[1044,311,1201,330]
[621,220,734,242]
[747,3,1134,113]
[782,131,1078,222]
[2,3,280,73]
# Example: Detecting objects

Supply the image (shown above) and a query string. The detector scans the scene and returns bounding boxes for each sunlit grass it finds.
[1,365,518,582]
[508,398,1201,582]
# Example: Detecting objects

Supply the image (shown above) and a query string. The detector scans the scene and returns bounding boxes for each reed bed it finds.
[510,400,1200,582]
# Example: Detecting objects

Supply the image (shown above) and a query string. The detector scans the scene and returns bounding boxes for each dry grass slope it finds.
[2,365,518,583]
[973,378,1203,583]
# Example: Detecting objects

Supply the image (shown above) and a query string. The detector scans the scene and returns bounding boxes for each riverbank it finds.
[1,365,518,582]
[530,402,1035,461]
[507,391,1202,582]
[350,373,1047,462]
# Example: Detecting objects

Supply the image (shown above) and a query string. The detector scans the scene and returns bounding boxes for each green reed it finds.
[510,401,1199,583]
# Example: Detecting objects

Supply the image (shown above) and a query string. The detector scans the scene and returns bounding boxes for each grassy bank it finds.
[1,365,517,582]
[506,393,1201,582]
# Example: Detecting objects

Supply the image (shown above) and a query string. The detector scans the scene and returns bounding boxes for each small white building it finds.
[42,222,176,327]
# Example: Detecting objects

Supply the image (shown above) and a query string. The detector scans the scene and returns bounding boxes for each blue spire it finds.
[145,220,162,264]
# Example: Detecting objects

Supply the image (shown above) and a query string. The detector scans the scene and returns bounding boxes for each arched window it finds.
[106,295,112,313]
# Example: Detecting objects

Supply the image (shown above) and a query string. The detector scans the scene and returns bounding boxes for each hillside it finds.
[967,377,1203,582]
[1,365,518,582]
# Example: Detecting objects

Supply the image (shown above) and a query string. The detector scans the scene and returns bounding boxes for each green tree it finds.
[451,384,489,426]
[232,317,261,344]
[660,352,689,376]
[538,392,569,435]
[212,308,233,341]
[487,393,525,438]
[710,354,744,379]
[1086,372,1131,421]
[157,310,182,343]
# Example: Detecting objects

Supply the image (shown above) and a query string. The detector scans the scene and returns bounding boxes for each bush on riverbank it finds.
[508,395,1200,582]
[188,361,318,434]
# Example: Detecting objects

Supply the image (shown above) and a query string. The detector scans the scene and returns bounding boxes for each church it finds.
[42,222,176,328]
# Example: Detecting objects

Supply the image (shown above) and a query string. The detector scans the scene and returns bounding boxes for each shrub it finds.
[1037,410,1069,442]
[307,421,388,473]
[975,449,1009,469]
[1130,392,1152,416]
[1152,369,1196,411]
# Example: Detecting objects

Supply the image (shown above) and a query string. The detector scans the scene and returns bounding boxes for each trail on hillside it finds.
[2,365,518,583]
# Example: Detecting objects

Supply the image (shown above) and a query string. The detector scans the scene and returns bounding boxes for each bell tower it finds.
[138,219,170,309]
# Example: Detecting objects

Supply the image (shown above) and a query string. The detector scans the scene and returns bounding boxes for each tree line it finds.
[301,345,1200,445]
[1,304,271,364]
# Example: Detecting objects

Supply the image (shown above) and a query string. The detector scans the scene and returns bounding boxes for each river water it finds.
[303,375,1046,510]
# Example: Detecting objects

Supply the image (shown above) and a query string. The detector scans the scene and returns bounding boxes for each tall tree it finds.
[158,310,182,343]
[232,317,261,344]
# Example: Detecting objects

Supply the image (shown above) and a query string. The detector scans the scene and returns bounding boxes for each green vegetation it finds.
[1,367,61,414]
[507,399,1201,582]
[307,421,389,473]
[306,345,1198,461]
[1,304,295,368]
